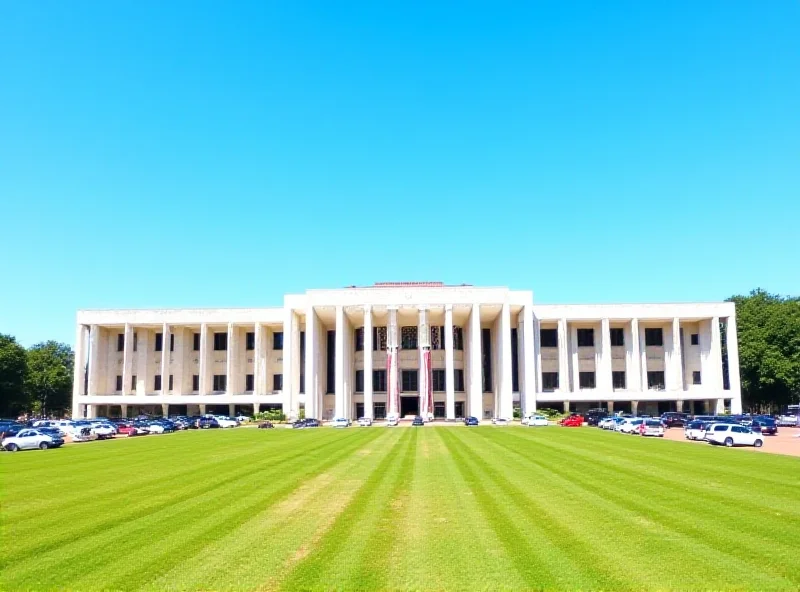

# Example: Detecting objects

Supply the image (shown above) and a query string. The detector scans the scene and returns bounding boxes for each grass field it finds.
[2,426,800,591]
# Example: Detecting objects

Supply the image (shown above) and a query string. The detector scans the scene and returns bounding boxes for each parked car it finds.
[117,422,148,437]
[292,419,307,429]
[639,419,665,437]
[71,427,98,442]
[465,416,480,426]
[258,421,274,429]
[661,412,689,428]
[213,416,238,428]
[331,417,349,428]
[585,409,609,426]
[705,423,764,447]
[386,414,399,427]
[492,417,510,426]
[235,415,250,423]
[146,422,168,434]
[412,416,424,426]
[684,420,709,440]
[617,418,644,434]
[196,417,220,429]
[358,417,373,427]
[526,414,549,427]
[91,423,117,439]
[751,417,778,435]
[3,429,64,451]
[560,415,584,427]
[304,418,321,428]
[0,422,25,440]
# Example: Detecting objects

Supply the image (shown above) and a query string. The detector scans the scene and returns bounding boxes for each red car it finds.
[560,415,584,427]
[116,423,142,437]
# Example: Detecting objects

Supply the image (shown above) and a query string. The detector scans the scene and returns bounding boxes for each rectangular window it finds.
[192,374,199,391]
[193,333,200,351]
[577,328,594,347]
[481,328,492,393]
[355,370,364,392]
[168,375,173,391]
[579,371,596,389]
[273,374,283,391]
[373,370,387,392]
[610,328,624,347]
[454,369,465,392]
[133,332,138,352]
[115,375,122,391]
[155,333,163,352]
[246,332,255,351]
[154,375,162,391]
[690,333,699,346]
[540,329,558,348]
[542,372,559,391]
[511,327,519,393]
[273,332,284,350]
[432,369,446,391]
[453,327,464,351]
[354,328,364,352]
[647,371,666,390]
[245,374,254,391]
[402,370,418,392]
[693,371,702,385]
[131,375,137,390]
[213,332,227,351]
[170,333,174,352]
[401,326,418,350]
[117,334,125,352]
[213,374,227,392]
[374,327,387,351]
[326,331,335,393]
[612,370,626,389]
[645,328,664,346]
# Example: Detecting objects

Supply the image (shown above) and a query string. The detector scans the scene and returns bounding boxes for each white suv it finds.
[705,423,763,448]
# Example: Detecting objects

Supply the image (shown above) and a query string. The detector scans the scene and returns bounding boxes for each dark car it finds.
[585,409,608,426]
[196,417,220,429]
[0,422,24,439]
[465,416,479,426]
[412,416,424,426]
[258,421,274,429]
[661,412,690,428]
[37,427,64,438]
[304,418,321,428]
[752,418,778,435]
[292,419,307,429]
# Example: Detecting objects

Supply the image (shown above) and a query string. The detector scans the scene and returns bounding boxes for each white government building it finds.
[71,282,742,420]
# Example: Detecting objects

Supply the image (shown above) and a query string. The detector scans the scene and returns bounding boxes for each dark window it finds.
[402,370,418,392]
[299,331,305,394]
[133,332,138,352]
[154,375,162,391]
[374,327,387,351]
[373,370,387,392]
[355,328,364,352]
[355,370,364,392]
[645,328,664,346]
[542,372,559,391]
[170,333,174,352]
[453,327,464,350]
[401,327,418,350]
[481,328,492,392]
[115,375,122,391]
[577,329,594,347]
[540,329,558,348]
[647,371,665,390]
[131,375,137,390]
[454,369,465,392]
[612,371,626,389]
[192,375,199,391]
[246,374,254,391]
[273,332,284,350]
[432,326,444,350]
[213,374,227,391]
[690,333,699,346]
[511,327,519,393]
[693,371,702,385]
[117,334,125,352]
[168,375,173,390]
[434,401,446,418]
[213,332,227,351]
[246,332,255,351]
[273,374,283,391]
[432,369,446,391]
[579,371,596,389]
[373,403,386,419]
[326,331,335,393]
[155,333,163,352]
[193,333,200,351]
[610,328,624,347]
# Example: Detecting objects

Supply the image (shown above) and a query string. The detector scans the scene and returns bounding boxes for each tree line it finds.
[0,288,798,418]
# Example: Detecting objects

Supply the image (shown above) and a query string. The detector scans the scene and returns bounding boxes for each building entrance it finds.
[400,396,420,417]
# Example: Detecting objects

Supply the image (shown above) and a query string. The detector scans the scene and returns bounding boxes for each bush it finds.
[254,410,286,422]
[513,407,521,419]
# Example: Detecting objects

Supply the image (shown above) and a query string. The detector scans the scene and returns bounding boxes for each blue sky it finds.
[1,0,799,347]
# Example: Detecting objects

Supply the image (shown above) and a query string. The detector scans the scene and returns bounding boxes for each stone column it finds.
[418,306,432,419]
[709,317,723,393]
[598,318,612,393]
[73,324,88,406]
[638,321,648,391]
[671,317,684,392]
[726,315,743,414]
[363,306,373,419]
[282,309,300,419]
[161,403,169,417]
[254,323,263,396]
[122,323,134,396]
[570,324,579,392]
[120,404,128,419]
[172,328,185,396]
[135,330,150,396]
[626,319,641,392]
[305,310,318,419]
[334,305,346,419]
[229,403,236,417]
[521,307,537,414]
[199,323,209,396]
[469,304,482,419]
[632,400,639,416]
[607,401,614,413]
[88,325,102,397]
[557,318,569,393]
[226,322,236,396]
[715,398,725,414]
[498,302,513,420]
[444,305,455,420]
[161,323,171,396]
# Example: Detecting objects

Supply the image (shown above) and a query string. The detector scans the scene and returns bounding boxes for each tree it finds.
[728,289,800,411]
[25,341,74,417]
[0,334,29,418]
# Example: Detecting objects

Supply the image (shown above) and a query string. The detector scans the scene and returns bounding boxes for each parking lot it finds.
[662,425,800,456]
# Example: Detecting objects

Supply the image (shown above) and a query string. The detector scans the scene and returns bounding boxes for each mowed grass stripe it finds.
[278,428,417,591]
[2,429,382,590]
[493,429,799,587]
[441,428,633,590]
[473,428,792,589]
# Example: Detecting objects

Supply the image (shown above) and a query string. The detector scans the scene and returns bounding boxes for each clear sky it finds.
[1,0,799,347]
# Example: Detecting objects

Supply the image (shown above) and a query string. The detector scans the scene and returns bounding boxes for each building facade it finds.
[71,282,742,420]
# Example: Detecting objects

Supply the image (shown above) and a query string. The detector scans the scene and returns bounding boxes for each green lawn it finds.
[2,426,799,591]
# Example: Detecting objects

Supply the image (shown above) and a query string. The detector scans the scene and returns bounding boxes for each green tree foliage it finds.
[728,289,800,411]
[25,341,74,416]
[0,334,29,418]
